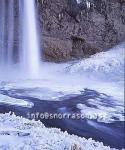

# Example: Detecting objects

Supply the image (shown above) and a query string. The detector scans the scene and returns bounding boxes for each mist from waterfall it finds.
[0,0,41,79]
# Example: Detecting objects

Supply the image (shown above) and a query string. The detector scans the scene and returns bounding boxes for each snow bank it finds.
[66,43,125,81]
[0,113,116,150]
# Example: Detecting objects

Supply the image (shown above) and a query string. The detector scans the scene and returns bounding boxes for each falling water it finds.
[0,0,41,78]
[7,0,14,66]
[20,0,40,78]
[0,0,14,68]
[0,0,6,67]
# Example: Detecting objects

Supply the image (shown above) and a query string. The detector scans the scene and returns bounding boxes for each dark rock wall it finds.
[38,0,125,62]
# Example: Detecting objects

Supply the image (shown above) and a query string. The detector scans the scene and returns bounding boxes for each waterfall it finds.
[7,0,14,66]
[20,0,40,78]
[0,0,14,68]
[0,0,41,78]
[0,0,6,67]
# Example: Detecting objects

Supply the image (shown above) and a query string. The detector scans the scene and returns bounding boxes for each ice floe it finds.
[0,94,33,108]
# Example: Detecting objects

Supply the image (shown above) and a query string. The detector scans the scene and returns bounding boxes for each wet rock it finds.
[38,0,125,61]
[42,36,72,62]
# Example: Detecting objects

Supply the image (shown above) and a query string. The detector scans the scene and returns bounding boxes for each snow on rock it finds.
[86,1,91,9]
[0,113,116,150]
[76,0,81,4]
[76,0,91,9]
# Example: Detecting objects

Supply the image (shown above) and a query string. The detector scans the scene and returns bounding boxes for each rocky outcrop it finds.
[38,0,125,62]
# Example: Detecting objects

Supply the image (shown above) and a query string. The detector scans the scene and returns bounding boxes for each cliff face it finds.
[38,0,125,62]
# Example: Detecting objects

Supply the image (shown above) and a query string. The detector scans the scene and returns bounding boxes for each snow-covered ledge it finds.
[76,0,91,9]
[0,113,116,150]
